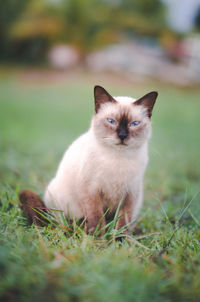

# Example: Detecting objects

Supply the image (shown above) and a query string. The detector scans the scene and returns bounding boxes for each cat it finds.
[19,85,158,234]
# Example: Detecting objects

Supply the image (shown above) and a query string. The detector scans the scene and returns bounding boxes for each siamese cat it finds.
[19,86,158,234]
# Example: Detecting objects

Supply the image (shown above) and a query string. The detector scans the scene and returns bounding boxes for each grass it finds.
[0,70,200,302]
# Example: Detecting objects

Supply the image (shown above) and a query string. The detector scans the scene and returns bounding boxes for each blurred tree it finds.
[9,0,63,63]
[110,0,166,37]
[194,8,200,32]
[60,0,118,59]
[0,0,30,60]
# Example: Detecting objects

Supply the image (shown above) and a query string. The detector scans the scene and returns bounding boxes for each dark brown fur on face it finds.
[19,190,46,226]
[117,115,129,141]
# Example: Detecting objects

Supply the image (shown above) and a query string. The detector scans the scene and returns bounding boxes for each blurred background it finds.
[0,0,200,84]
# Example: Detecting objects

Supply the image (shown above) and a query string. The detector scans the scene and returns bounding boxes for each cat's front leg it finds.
[116,191,140,234]
[82,192,105,235]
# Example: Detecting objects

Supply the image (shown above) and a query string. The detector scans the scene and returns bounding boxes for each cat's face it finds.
[92,86,158,150]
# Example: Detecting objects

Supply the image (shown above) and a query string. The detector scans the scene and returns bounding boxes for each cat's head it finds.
[92,85,158,150]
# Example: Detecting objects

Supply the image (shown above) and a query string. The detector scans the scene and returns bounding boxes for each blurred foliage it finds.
[60,0,117,56]
[9,1,63,62]
[0,0,30,60]
[110,0,166,36]
[0,0,168,63]
[195,8,200,31]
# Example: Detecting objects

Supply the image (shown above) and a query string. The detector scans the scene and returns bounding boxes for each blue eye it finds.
[107,118,116,125]
[130,121,140,127]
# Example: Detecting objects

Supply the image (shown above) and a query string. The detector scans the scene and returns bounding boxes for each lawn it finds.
[0,70,200,302]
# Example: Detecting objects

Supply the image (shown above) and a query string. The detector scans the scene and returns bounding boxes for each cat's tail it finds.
[18,190,47,226]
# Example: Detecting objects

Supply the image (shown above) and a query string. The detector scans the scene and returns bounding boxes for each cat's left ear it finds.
[134,91,158,118]
[94,85,116,113]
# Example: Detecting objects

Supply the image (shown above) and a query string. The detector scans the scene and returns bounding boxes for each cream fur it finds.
[44,94,153,225]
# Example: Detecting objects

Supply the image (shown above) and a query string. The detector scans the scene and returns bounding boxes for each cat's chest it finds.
[97,152,144,178]
[93,154,145,204]
[98,159,133,183]
[99,168,130,205]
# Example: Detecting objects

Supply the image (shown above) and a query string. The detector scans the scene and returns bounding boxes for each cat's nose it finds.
[118,132,128,140]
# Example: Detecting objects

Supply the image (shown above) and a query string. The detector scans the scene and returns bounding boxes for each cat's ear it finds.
[94,85,116,113]
[134,91,158,118]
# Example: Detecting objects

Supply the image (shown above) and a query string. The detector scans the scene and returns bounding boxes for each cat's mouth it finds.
[116,142,128,146]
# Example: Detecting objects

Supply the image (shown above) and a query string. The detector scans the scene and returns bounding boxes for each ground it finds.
[0,69,200,302]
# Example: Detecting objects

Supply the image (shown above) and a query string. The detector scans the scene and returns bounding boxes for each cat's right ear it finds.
[94,85,116,113]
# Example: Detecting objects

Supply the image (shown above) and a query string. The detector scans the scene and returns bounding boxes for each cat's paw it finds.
[88,225,105,236]
[88,226,96,234]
